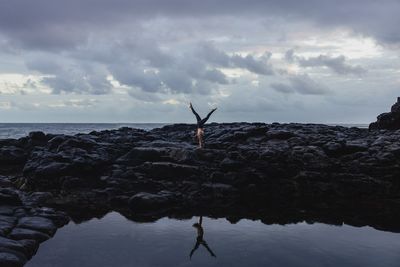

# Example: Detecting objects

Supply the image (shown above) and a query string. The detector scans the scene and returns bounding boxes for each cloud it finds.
[271,74,330,95]
[23,40,273,97]
[286,49,367,75]
[197,44,274,75]
[0,101,14,110]
[0,0,399,50]
[0,0,398,124]
[47,99,98,108]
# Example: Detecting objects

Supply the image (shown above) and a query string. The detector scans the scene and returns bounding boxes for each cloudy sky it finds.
[0,0,399,123]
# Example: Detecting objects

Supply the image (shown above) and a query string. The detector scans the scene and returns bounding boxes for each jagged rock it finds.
[370,97,400,130]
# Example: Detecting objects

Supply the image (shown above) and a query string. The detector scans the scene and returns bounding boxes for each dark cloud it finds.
[271,74,329,95]
[197,44,274,75]
[24,40,273,96]
[27,58,113,94]
[0,0,399,51]
[286,49,367,75]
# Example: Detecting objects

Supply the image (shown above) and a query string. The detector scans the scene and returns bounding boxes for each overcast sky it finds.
[0,0,399,123]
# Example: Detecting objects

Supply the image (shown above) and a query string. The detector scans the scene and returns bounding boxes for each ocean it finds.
[0,123,168,139]
[0,123,368,139]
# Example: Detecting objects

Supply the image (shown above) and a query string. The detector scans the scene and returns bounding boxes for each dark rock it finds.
[0,221,15,237]
[220,158,243,171]
[25,192,53,206]
[266,130,296,140]
[0,146,27,164]
[128,191,177,211]
[0,250,26,267]
[0,206,15,216]
[0,236,27,255]
[117,147,165,165]
[28,131,48,146]
[8,228,50,243]
[17,217,56,236]
[0,189,22,205]
[17,239,39,259]
[141,162,198,180]
[370,97,400,130]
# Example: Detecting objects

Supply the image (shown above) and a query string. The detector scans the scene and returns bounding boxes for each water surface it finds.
[0,123,167,139]
[27,212,400,267]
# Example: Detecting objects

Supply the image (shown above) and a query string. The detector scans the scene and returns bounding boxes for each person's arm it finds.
[189,102,201,122]
[200,107,217,125]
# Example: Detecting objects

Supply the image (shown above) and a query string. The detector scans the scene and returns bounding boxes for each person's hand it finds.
[189,102,193,109]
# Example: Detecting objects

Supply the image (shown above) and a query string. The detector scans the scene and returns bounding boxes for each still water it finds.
[27,212,400,267]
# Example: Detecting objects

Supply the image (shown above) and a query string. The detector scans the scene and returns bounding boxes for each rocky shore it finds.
[1,106,400,265]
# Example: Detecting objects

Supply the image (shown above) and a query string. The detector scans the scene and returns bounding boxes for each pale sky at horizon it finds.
[0,0,399,123]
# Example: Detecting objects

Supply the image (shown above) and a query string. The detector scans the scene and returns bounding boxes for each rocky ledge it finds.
[1,117,400,265]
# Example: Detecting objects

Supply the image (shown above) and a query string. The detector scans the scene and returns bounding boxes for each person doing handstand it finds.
[189,102,217,148]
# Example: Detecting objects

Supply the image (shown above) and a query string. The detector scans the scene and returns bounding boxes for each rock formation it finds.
[2,113,400,265]
[370,97,400,130]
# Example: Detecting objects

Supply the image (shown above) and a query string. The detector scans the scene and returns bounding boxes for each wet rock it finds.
[0,236,27,255]
[0,250,26,267]
[17,217,56,236]
[18,239,38,259]
[8,228,50,243]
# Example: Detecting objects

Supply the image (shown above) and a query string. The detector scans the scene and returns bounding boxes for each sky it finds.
[0,0,399,123]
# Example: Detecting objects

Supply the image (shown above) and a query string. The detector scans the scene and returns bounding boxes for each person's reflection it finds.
[190,216,217,259]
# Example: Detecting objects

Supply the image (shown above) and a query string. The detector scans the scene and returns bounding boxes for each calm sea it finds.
[0,123,368,139]
[0,123,168,139]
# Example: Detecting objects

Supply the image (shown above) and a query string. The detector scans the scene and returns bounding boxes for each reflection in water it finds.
[190,216,217,259]
[26,212,400,267]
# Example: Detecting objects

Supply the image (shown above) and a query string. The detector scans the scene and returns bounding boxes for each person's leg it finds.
[190,103,202,123]
[199,108,217,126]
[198,134,203,148]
